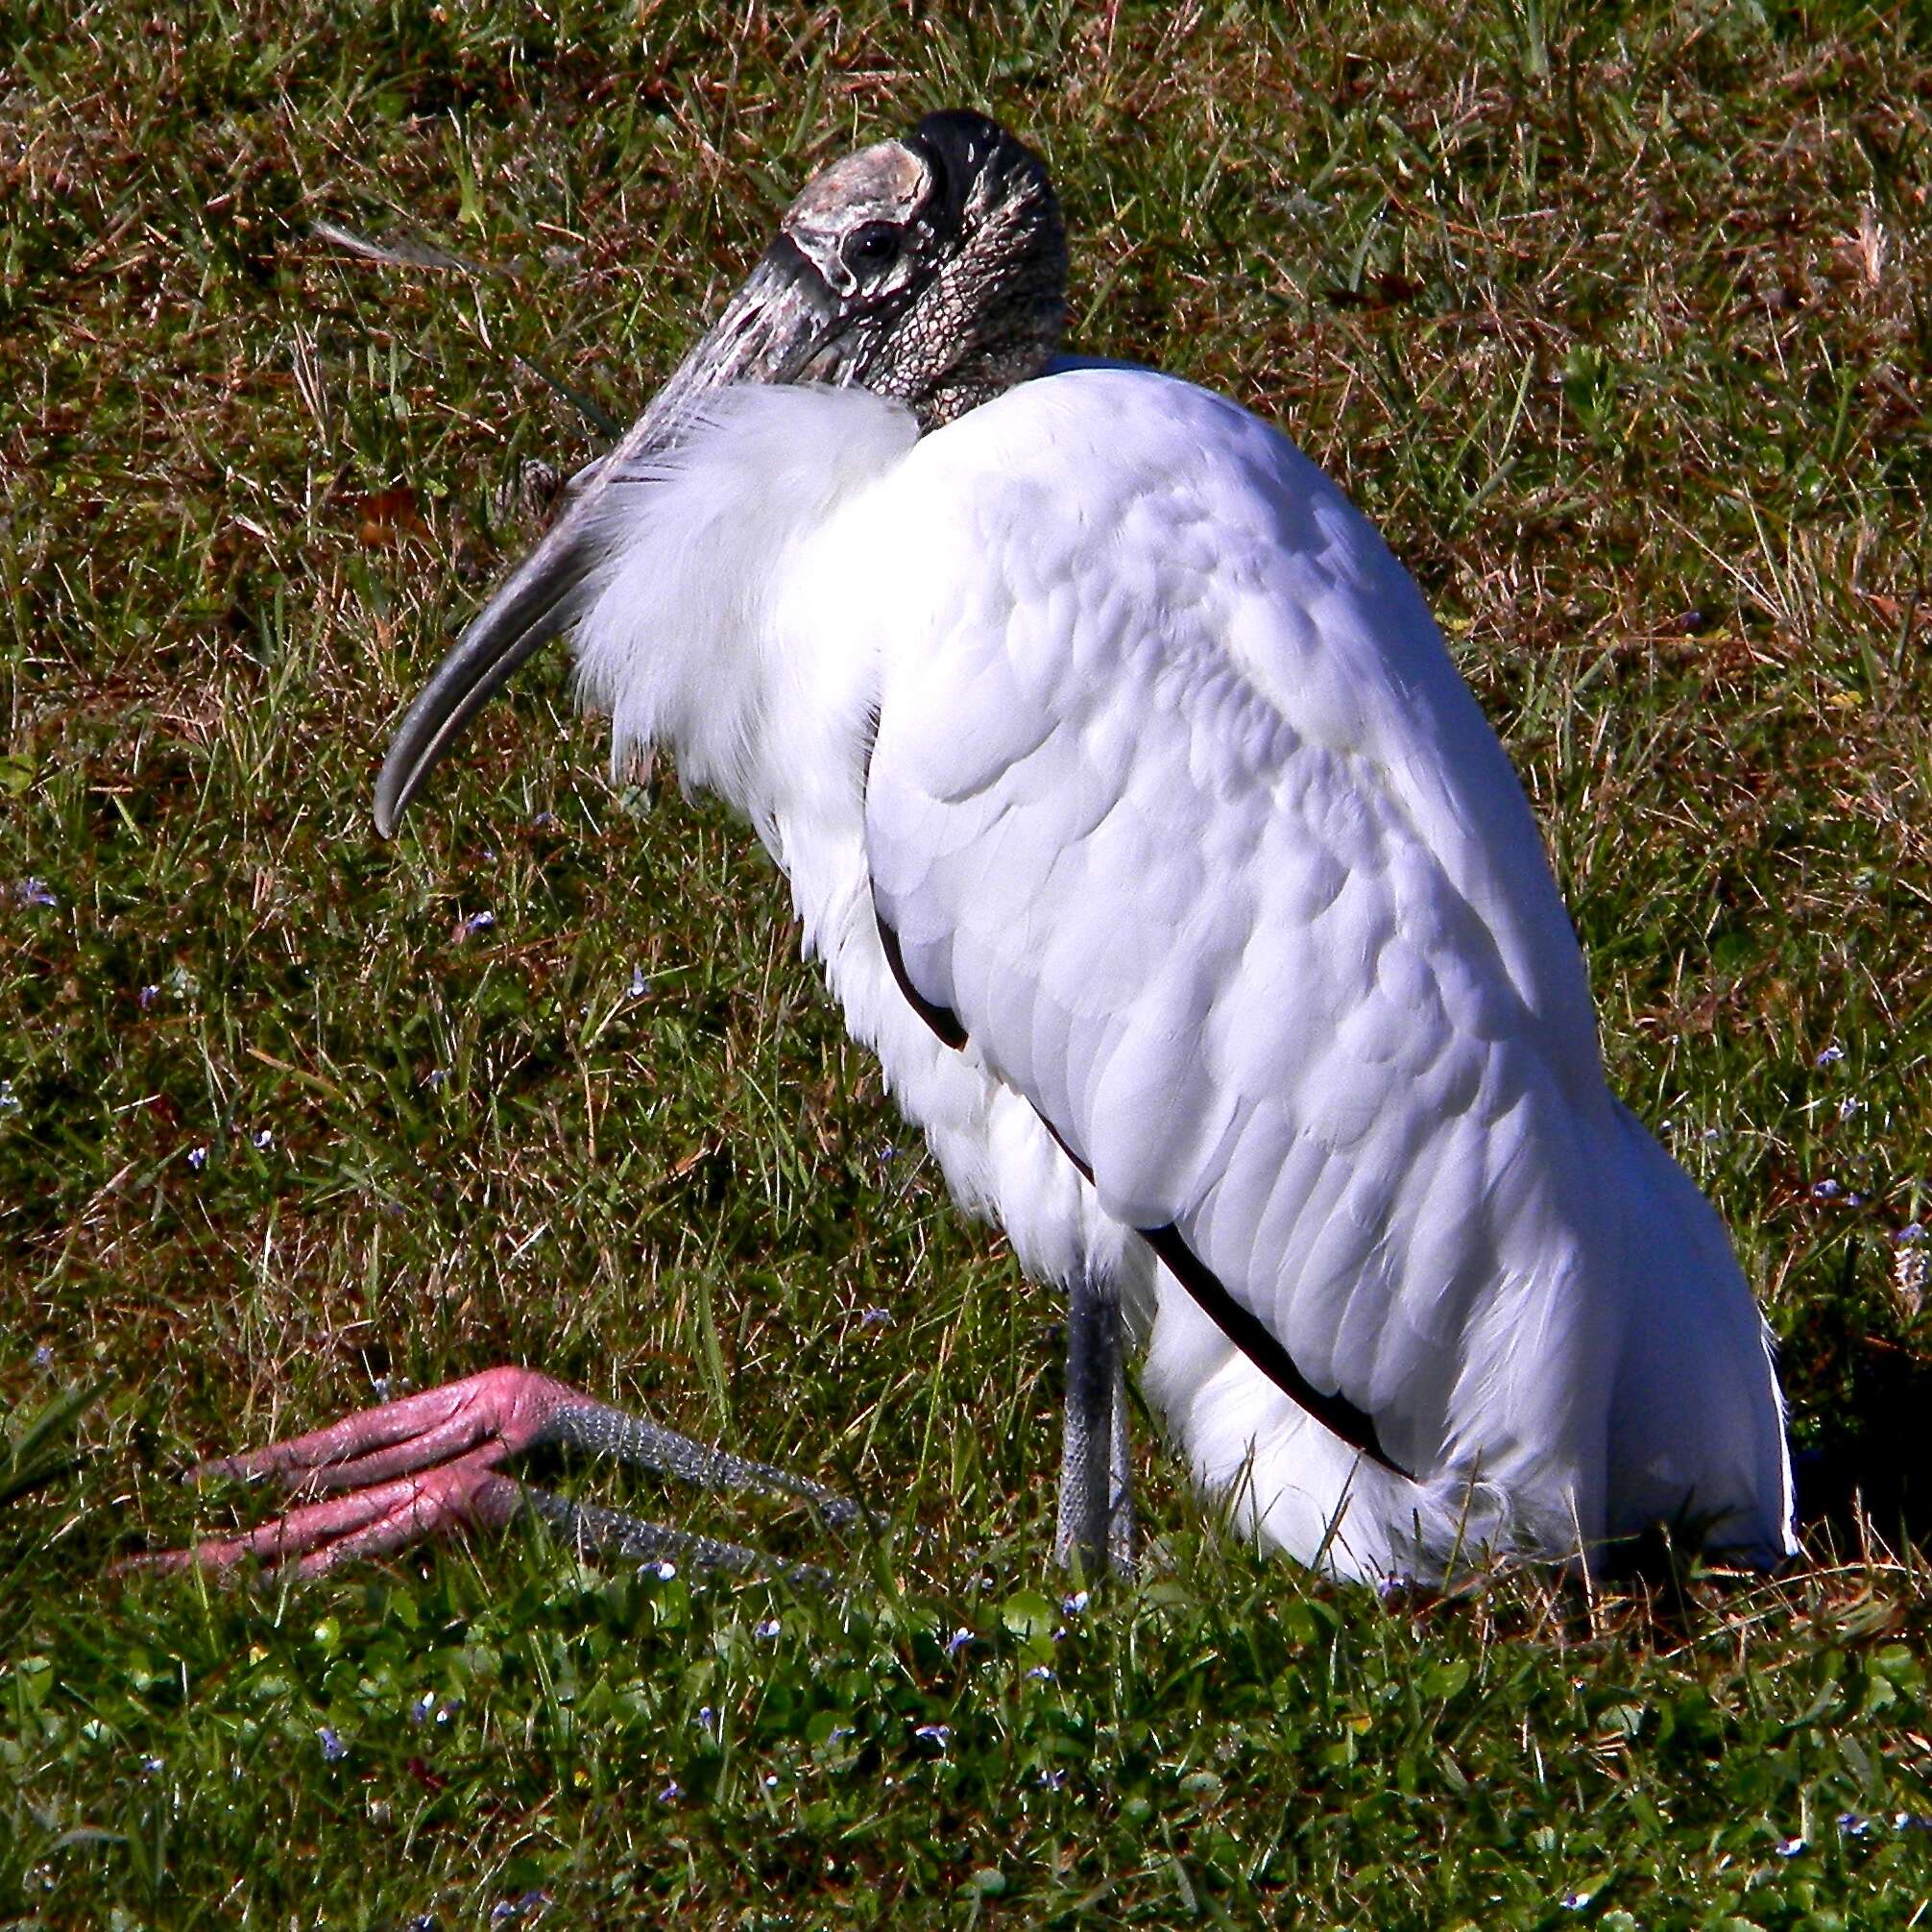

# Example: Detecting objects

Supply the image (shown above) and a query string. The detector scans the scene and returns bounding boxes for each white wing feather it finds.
[860,367,1789,1558]
[563,369,1792,1577]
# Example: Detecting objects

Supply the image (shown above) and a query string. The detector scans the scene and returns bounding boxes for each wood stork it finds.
[154,110,1795,1586]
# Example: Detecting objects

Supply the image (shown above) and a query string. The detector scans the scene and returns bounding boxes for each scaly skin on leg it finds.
[1107,1340,1136,1579]
[517,1490,837,1590]
[127,1364,857,1581]
[1052,1270,1134,1579]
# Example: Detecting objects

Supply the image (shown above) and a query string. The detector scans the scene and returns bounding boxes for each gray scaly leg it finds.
[527,1397,857,1526]
[1107,1339,1136,1578]
[1052,1268,1134,1578]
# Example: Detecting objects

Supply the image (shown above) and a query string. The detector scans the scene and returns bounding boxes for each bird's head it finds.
[373,111,1064,834]
[630,110,1066,436]
[773,109,1068,428]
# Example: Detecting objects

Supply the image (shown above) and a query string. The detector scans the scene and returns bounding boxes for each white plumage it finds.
[569,363,1795,1582]
[162,115,1794,1586]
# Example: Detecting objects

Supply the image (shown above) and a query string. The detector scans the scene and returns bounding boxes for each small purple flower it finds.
[14,878,57,908]
[1815,1045,1846,1068]
[33,1343,52,1370]
[1026,1665,1055,1682]
[1838,1811,1872,1839]
[318,1726,347,1763]
[1039,1768,1068,1789]
[461,910,495,938]
[659,1780,681,1802]
[696,1705,716,1736]
[629,965,648,998]
[754,1617,782,1640]
[186,1145,207,1171]
[409,1693,434,1727]
[137,984,161,1008]
[653,1559,677,1582]
[1061,1590,1089,1616]
[946,1628,975,1654]
[1811,1178,1845,1201]
[0,1080,19,1117]
[913,1723,951,1748]
[859,1307,894,1329]
[252,1127,274,1151]
[1775,1836,1806,1858]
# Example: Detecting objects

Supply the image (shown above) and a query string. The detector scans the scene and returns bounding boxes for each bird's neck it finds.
[568,383,922,840]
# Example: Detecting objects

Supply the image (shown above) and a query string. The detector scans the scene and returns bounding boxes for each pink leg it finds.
[124,1364,855,1580]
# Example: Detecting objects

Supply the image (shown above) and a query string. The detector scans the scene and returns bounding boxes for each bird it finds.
[148,109,1795,1587]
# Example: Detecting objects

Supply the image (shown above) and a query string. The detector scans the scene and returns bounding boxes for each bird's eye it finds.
[843,221,903,278]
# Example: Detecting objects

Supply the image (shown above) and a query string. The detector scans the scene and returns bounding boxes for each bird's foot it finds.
[127,1440,523,1579]
[120,1364,856,1582]
[187,1366,571,1497]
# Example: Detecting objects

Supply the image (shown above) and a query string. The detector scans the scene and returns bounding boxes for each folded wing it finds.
[863,367,1622,1485]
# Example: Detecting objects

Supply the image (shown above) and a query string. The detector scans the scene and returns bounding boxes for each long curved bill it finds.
[372,240,842,837]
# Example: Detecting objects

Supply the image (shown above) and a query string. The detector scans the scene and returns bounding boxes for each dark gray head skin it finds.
[372,111,1066,835]
[790,110,1069,429]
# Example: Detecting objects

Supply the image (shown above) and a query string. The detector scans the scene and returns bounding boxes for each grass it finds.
[4,0,1931,1922]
